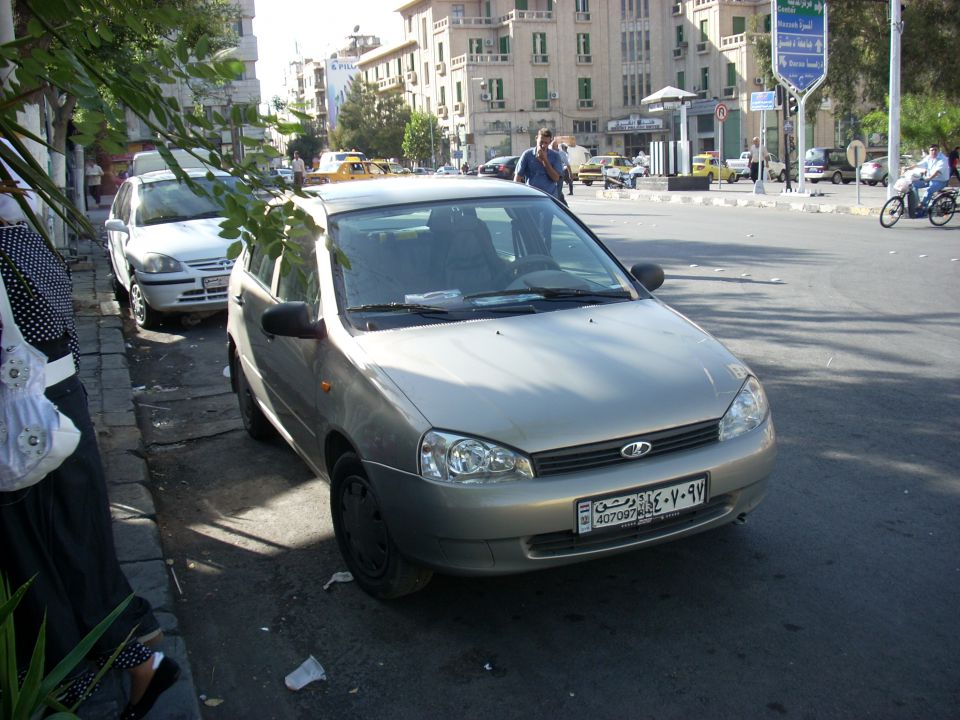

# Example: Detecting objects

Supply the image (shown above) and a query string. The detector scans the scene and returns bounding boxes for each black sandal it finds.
[120,655,181,720]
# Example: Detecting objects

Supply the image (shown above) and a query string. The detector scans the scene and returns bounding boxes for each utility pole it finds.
[886,0,902,199]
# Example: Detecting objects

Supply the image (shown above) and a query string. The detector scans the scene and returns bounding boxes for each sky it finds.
[252,0,404,102]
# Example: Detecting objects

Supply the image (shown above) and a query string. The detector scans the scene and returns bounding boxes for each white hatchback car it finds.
[105,169,239,328]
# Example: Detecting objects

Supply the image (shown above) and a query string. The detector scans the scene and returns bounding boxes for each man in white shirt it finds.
[291,151,306,190]
[909,143,949,207]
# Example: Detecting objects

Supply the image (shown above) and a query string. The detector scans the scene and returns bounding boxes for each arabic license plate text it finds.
[203,275,229,290]
[577,477,707,534]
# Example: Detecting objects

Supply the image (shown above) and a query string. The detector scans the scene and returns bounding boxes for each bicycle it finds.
[879,173,957,228]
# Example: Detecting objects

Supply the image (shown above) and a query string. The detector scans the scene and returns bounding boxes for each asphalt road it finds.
[122,198,960,720]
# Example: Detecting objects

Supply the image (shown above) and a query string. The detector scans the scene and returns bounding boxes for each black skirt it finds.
[0,374,158,669]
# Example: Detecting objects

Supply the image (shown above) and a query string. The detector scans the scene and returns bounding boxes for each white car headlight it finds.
[140,253,183,273]
[719,376,770,441]
[419,430,534,484]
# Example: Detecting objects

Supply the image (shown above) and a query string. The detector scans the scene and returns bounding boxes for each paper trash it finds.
[323,571,354,591]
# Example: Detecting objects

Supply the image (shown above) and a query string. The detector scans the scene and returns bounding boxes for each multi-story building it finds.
[124,0,263,164]
[356,0,835,167]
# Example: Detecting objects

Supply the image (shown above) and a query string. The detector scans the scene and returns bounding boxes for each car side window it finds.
[277,243,320,316]
[246,243,277,289]
[116,184,132,224]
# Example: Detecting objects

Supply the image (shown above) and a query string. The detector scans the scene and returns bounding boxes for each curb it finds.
[595,188,883,216]
[70,234,201,720]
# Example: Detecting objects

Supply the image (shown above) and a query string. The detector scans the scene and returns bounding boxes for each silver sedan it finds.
[227,179,777,598]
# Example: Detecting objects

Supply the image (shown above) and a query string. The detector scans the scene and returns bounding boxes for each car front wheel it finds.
[129,276,161,329]
[234,347,275,440]
[778,170,786,182]
[832,171,843,184]
[331,453,432,599]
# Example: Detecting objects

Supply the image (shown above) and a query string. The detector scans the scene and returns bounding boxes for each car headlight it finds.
[719,376,770,441]
[140,253,183,273]
[419,430,534,485]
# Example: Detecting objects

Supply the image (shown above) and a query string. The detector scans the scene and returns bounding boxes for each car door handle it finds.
[232,293,244,306]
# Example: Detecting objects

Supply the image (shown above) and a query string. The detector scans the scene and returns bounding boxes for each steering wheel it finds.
[511,254,561,278]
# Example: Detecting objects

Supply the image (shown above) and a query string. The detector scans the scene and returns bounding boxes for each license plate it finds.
[576,477,707,534]
[203,275,229,290]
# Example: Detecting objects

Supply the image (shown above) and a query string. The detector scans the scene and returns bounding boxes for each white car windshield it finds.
[330,197,639,330]
[137,177,241,226]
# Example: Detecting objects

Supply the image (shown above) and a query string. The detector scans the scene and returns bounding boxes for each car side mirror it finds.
[104,218,129,236]
[630,263,664,292]
[261,302,326,340]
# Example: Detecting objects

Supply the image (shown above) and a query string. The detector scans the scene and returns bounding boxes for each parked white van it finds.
[562,144,592,179]
[129,148,213,176]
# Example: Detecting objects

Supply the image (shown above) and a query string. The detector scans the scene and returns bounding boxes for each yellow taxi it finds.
[304,158,390,186]
[371,159,412,175]
[578,154,635,186]
[692,154,739,183]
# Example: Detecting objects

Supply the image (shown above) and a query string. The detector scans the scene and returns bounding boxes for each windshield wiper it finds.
[142,214,190,225]
[523,287,631,301]
[463,289,550,300]
[188,210,222,220]
[346,302,450,314]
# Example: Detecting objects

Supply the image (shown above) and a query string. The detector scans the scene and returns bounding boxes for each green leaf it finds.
[196,35,210,61]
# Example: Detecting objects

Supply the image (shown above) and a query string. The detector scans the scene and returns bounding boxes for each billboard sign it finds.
[750,91,777,111]
[773,0,828,94]
[325,59,358,131]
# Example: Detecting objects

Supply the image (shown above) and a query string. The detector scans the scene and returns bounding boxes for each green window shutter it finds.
[677,70,685,90]
[493,78,503,100]
[676,25,684,45]
[516,0,528,9]
[732,16,746,34]
[500,36,510,54]
[726,62,736,87]
[456,81,462,102]
[578,77,591,100]
[535,77,548,99]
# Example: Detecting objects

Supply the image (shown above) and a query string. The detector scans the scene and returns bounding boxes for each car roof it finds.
[135,167,230,184]
[300,176,547,217]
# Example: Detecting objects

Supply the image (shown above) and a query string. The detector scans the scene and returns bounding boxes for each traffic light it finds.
[776,85,799,116]
[787,94,798,116]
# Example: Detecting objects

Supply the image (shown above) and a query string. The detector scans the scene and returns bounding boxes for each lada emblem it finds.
[620,441,652,459]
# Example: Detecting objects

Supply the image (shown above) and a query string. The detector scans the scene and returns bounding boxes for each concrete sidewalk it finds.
[594,178,888,216]
[69,203,200,720]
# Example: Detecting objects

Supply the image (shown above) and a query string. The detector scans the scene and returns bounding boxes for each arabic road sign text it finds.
[750,91,777,112]
[773,0,827,94]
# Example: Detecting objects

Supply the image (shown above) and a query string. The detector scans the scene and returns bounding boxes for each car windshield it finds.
[329,197,639,330]
[137,176,241,226]
[805,148,828,164]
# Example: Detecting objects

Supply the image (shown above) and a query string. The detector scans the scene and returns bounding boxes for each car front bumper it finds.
[367,416,776,576]
[135,269,231,313]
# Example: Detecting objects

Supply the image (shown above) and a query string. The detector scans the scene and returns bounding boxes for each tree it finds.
[402,110,439,167]
[327,77,410,158]
[861,94,960,155]
[1,0,318,269]
[287,122,323,165]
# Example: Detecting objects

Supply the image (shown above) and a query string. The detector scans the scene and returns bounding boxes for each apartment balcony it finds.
[720,33,747,50]
[722,86,737,98]
[576,54,592,64]
[453,53,512,68]
[489,100,506,110]
[377,76,403,92]
[575,12,591,22]
[532,54,549,64]
[578,99,594,109]
[446,15,494,28]
[672,46,685,59]
[501,9,554,23]
[534,99,550,110]
[234,35,259,63]
[696,41,709,54]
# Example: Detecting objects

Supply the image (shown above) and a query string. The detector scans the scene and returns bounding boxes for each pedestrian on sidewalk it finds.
[85,157,103,208]
[748,137,765,183]
[1,140,179,720]
[291,150,305,190]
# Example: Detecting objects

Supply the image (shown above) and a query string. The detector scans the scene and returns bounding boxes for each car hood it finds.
[129,217,231,261]
[353,301,750,452]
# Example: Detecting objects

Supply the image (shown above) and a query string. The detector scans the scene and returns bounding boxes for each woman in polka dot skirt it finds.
[0,141,179,718]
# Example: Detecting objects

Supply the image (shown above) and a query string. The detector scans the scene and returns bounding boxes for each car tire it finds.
[583,181,592,186]
[881,175,888,187]
[778,170,786,182]
[831,171,843,184]
[707,173,715,183]
[868,180,878,186]
[810,179,819,184]
[331,453,433,599]
[234,347,275,440]
[726,173,736,184]
[108,256,128,298]
[129,276,162,329]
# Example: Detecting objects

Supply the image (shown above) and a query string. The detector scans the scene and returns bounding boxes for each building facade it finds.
[354,0,834,166]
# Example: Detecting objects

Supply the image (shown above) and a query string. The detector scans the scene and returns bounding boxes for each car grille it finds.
[186,257,234,273]
[531,419,719,477]
[526,494,731,558]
